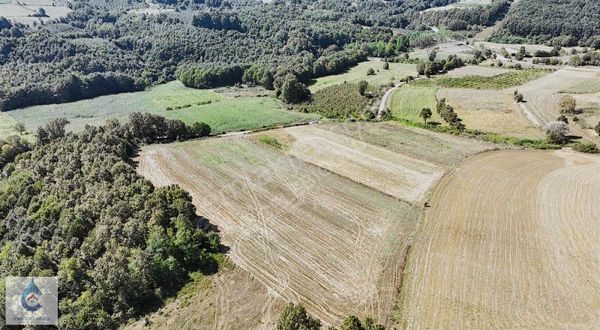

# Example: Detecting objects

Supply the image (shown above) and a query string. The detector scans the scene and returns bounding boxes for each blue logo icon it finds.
[20,279,43,312]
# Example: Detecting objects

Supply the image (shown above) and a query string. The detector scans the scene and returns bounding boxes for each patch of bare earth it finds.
[400,149,600,328]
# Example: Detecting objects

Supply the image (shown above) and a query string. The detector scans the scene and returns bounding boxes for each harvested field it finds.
[124,264,285,330]
[400,149,600,329]
[138,136,421,326]
[284,125,444,204]
[437,88,545,139]
[321,121,496,166]
[518,67,600,142]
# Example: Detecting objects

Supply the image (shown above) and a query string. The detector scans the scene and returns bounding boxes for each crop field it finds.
[436,88,545,139]
[400,149,600,328]
[283,125,444,204]
[138,135,422,326]
[7,81,319,135]
[321,121,496,166]
[446,65,512,78]
[408,41,475,62]
[518,67,600,142]
[310,59,417,91]
[388,85,440,122]
[125,265,285,330]
[414,68,551,90]
[136,121,502,327]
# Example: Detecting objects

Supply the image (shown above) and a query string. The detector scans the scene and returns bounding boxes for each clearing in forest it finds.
[310,59,417,92]
[400,149,600,329]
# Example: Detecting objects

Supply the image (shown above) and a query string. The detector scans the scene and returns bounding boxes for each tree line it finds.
[0,114,215,328]
[0,0,463,110]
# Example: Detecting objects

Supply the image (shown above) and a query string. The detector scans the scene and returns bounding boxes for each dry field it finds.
[125,265,285,330]
[518,67,600,143]
[321,121,496,166]
[400,149,600,328]
[138,135,421,326]
[284,125,444,204]
[136,122,498,327]
[437,88,545,139]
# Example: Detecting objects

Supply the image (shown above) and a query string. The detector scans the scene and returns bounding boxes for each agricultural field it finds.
[400,149,600,328]
[0,0,71,25]
[283,126,444,204]
[437,88,545,139]
[309,59,417,92]
[387,85,440,123]
[560,76,600,94]
[320,121,495,166]
[125,264,285,330]
[414,68,551,90]
[517,67,600,143]
[421,0,492,12]
[446,65,512,78]
[138,135,421,326]
[136,122,496,327]
[408,41,475,62]
[7,81,319,135]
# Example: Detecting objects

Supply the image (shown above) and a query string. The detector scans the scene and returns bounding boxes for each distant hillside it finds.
[495,0,600,47]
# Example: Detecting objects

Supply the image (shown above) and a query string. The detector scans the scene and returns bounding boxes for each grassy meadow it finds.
[7,81,320,135]
[310,59,417,92]
[388,85,441,122]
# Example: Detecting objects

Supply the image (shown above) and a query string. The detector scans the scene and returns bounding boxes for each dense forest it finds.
[495,0,600,47]
[0,0,458,110]
[418,0,512,31]
[0,114,216,328]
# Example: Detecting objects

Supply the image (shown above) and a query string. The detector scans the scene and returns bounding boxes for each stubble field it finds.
[136,122,495,327]
[400,149,600,328]
[138,135,421,326]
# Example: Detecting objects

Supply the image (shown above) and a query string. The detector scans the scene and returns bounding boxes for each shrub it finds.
[544,121,569,144]
[558,95,577,113]
[572,142,600,154]
[277,303,320,330]
[366,68,375,76]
